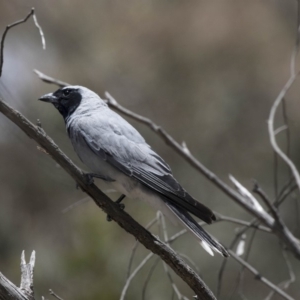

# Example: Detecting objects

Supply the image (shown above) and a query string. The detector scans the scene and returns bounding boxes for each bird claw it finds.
[85,173,94,185]
[106,195,126,222]
[85,173,115,183]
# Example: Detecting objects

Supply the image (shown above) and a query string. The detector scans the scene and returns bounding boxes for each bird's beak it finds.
[38,93,58,104]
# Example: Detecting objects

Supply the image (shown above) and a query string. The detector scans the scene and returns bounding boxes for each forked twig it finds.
[0,8,45,76]
[49,289,64,300]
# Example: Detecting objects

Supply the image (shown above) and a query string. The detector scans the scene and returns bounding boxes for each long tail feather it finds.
[166,203,229,257]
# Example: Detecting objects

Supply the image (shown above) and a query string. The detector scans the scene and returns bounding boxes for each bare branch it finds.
[49,289,64,300]
[20,251,35,299]
[0,8,45,77]
[268,0,300,195]
[126,215,159,279]
[141,257,160,300]
[0,251,35,300]
[228,250,294,300]
[265,247,295,300]
[252,182,282,223]
[229,175,268,217]
[268,74,300,192]
[32,14,46,50]
[120,252,154,300]
[215,213,271,233]
[33,70,69,88]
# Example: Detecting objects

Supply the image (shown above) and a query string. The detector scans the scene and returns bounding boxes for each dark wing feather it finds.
[166,203,229,257]
[130,165,216,223]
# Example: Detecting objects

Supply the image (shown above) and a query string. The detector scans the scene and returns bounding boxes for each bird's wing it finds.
[79,110,215,224]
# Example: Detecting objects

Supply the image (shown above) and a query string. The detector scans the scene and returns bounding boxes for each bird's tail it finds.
[166,203,229,257]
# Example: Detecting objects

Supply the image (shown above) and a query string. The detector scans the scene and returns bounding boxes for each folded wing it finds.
[78,111,216,224]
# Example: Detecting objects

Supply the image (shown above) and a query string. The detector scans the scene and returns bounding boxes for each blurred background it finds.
[1,0,300,299]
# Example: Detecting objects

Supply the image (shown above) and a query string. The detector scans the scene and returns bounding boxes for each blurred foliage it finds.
[1,0,300,299]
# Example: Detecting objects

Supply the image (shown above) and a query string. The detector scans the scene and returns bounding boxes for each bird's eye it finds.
[63,89,71,96]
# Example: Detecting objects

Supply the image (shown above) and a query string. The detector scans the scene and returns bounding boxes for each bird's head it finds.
[39,85,104,120]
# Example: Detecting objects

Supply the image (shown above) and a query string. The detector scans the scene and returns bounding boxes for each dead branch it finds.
[228,250,294,300]
[0,251,35,300]
[0,8,45,77]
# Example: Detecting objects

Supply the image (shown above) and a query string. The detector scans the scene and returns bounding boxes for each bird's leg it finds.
[76,173,115,190]
[106,194,126,222]
[85,173,115,185]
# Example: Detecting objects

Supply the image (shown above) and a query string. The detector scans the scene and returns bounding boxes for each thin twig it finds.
[32,14,46,50]
[61,196,90,214]
[217,224,254,298]
[265,246,295,300]
[274,177,295,206]
[274,151,279,199]
[49,289,64,300]
[120,252,154,300]
[215,213,271,233]
[282,97,300,231]
[274,125,288,136]
[126,215,159,279]
[252,182,281,223]
[34,69,69,88]
[141,257,160,300]
[228,250,295,300]
[0,8,45,76]
[268,3,300,193]
[236,230,257,299]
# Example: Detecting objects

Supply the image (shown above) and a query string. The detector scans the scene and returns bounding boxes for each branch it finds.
[49,289,64,300]
[0,99,216,300]
[0,251,35,300]
[268,74,300,191]
[0,8,45,77]
[268,0,300,194]
[228,250,294,300]
[33,70,68,88]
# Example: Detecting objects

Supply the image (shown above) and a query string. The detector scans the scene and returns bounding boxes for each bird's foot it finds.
[107,194,126,222]
[85,173,115,185]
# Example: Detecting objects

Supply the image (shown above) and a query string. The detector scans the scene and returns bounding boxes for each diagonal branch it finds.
[0,97,217,300]
[228,250,294,300]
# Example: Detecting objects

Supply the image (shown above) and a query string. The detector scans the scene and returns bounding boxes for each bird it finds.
[39,86,228,257]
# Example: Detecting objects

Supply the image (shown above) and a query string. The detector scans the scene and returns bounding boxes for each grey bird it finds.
[39,86,228,257]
